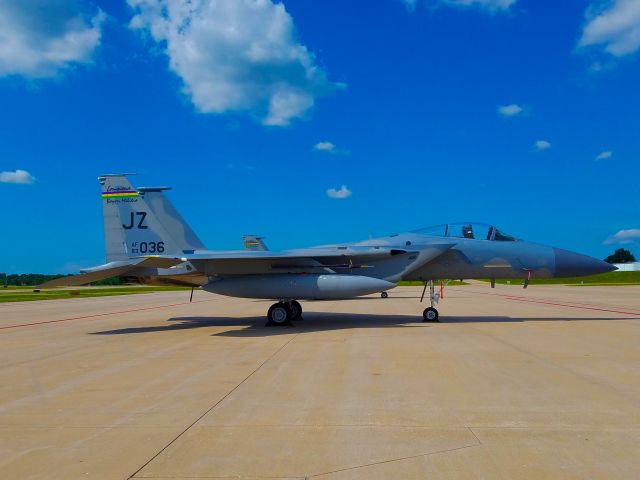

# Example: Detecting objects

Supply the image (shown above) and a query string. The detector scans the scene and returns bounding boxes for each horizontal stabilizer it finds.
[134,256,185,269]
[40,265,139,288]
[39,257,183,288]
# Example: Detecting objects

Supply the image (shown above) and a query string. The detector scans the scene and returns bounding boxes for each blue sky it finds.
[1,0,639,273]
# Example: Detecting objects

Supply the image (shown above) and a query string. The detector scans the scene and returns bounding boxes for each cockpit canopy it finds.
[411,223,517,241]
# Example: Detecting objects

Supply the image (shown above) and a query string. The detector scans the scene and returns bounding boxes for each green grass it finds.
[478,271,640,286]
[0,286,191,303]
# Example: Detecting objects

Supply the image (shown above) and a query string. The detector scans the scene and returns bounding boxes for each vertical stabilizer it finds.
[243,235,269,251]
[139,187,206,251]
[99,174,205,261]
[100,174,136,262]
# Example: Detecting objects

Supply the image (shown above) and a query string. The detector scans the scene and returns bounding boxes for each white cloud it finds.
[441,0,517,11]
[579,0,640,57]
[314,141,337,153]
[313,141,350,156]
[498,103,525,117]
[326,185,352,199]
[604,228,640,245]
[128,0,341,126]
[534,140,551,150]
[0,1,103,78]
[403,0,516,12]
[0,169,36,184]
[595,150,613,160]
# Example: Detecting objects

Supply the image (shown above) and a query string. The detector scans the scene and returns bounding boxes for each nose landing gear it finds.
[420,280,440,322]
[423,306,439,322]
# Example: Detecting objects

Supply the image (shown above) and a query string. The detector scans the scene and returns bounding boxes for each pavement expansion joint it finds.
[128,333,300,479]
[308,443,482,478]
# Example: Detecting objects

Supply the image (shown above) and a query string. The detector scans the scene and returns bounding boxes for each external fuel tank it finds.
[202,274,395,300]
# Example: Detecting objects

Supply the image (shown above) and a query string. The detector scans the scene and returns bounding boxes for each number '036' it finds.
[137,242,165,254]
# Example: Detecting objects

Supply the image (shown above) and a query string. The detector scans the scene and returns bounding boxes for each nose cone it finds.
[553,248,617,277]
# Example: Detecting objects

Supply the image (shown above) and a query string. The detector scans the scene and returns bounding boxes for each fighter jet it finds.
[42,174,616,325]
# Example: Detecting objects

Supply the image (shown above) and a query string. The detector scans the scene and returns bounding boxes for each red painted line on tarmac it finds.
[0,299,214,331]
[468,289,640,315]
[501,296,640,317]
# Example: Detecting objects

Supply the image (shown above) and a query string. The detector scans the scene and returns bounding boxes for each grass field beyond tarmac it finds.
[479,270,640,286]
[0,285,189,303]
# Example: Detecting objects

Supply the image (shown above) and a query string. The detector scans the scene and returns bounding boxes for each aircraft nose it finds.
[553,248,617,277]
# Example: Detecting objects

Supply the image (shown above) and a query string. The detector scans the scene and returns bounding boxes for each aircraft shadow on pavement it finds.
[90,312,635,337]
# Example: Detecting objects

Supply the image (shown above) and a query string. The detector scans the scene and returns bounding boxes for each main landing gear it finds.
[420,280,440,322]
[266,300,303,326]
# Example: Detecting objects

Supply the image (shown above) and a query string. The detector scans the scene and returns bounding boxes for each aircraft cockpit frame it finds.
[411,223,518,242]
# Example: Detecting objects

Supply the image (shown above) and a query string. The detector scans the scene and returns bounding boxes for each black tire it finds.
[289,300,302,320]
[267,302,291,326]
[423,307,439,322]
[381,291,388,299]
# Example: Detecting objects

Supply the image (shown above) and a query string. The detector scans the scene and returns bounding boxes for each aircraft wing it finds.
[180,244,455,276]
[39,257,184,287]
[41,243,456,287]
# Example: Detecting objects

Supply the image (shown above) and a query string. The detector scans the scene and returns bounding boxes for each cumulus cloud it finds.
[604,228,640,245]
[128,0,341,126]
[0,169,36,184]
[498,103,525,117]
[314,141,336,153]
[0,0,103,78]
[403,0,516,12]
[595,150,613,160]
[441,0,517,11]
[579,0,640,57]
[326,185,352,199]
[534,140,551,150]
[313,141,350,156]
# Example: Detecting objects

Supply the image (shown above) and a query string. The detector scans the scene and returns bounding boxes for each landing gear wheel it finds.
[289,300,302,321]
[423,307,439,322]
[267,302,291,326]
[381,291,388,299]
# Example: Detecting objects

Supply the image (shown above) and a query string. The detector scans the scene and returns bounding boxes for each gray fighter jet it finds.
[43,174,615,325]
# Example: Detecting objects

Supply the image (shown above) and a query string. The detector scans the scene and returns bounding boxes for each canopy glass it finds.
[411,223,517,241]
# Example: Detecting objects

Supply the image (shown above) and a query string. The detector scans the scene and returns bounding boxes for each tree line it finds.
[0,273,123,287]
[604,248,636,264]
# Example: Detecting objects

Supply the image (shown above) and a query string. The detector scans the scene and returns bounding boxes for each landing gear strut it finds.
[266,300,303,326]
[420,280,440,322]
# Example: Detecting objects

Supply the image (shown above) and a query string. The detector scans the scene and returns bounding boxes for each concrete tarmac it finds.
[1,284,639,479]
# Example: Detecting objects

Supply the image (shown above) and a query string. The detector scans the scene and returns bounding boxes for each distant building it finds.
[613,262,640,272]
